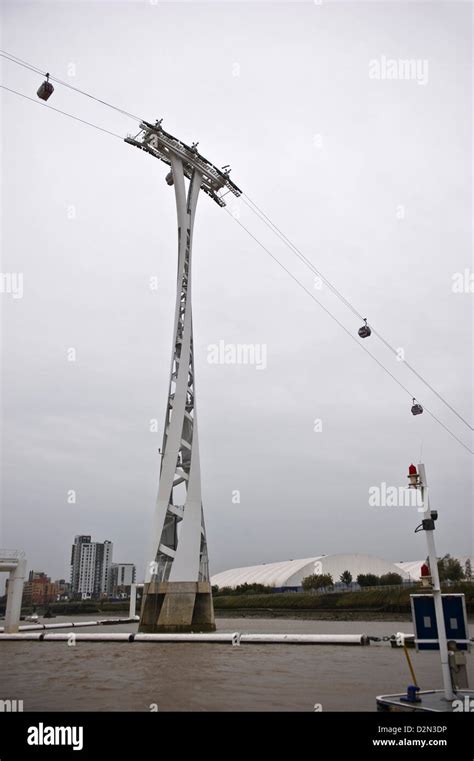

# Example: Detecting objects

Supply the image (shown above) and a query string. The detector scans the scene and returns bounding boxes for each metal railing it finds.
[0,549,25,562]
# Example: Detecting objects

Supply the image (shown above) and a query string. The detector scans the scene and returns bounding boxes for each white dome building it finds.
[211,553,414,591]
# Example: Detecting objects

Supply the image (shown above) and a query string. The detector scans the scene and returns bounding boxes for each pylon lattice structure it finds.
[125,121,241,632]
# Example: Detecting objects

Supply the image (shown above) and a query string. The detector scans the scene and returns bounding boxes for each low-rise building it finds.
[54,579,71,600]
[109,563,136,598]
[21,571,57,606]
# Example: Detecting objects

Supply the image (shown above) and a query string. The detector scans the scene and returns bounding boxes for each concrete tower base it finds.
[139,581,216,633]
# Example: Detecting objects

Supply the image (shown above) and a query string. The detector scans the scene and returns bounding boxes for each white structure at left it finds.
[0,549,27,633]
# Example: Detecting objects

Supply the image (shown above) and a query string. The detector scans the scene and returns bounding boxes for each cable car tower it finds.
[125,121,241,632]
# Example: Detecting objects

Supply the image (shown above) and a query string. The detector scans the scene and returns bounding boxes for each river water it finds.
[1,616,473,711]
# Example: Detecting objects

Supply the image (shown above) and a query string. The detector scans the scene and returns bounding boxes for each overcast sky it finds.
[1,0,472,587]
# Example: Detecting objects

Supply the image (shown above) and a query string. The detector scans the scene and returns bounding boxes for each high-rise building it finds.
[70,536,113,599]
[109,563,136,598]
[70,535,91,595]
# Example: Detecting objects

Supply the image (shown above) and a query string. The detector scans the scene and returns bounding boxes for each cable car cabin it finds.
[37,76,54,101]
[411,400,423,416]
[358,319,371,339]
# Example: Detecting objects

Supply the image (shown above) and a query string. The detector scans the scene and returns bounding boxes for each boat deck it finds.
[377,689,474,712]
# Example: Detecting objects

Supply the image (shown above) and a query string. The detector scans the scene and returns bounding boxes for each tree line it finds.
[301,571,404,591]
[301,555,470,591]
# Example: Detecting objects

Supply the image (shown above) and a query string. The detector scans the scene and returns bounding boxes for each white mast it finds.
[416,463,454,701]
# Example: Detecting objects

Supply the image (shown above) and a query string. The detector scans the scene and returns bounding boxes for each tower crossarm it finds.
[125,121,241,207]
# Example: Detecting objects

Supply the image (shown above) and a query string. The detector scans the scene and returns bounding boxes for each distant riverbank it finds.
[6,582,473,622]
[214,608,416,621]
[0,601,131,617]
[213,583,474,620]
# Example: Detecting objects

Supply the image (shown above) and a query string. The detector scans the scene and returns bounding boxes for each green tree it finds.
[233,583,272,596]
[302,574,318,591]
[464,558,472,580]
[379,572,403,586]
[302,573,334,591]
[320,573,334,590]
[437,554,465,582]
[340,570,352,587]
[356,573,380,588]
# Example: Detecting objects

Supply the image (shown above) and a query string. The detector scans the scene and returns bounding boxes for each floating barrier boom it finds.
[0,632,369,645]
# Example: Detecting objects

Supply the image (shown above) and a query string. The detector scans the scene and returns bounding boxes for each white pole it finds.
[418,463,454,701]
[129,583,137,618]
[4,558,26,633]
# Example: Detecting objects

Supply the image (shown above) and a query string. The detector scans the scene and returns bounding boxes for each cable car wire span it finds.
[225,209,473,456]
[241,194,473,432]
[1,69,472,456]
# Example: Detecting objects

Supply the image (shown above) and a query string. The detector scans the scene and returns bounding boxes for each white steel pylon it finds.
[125,121,240,631]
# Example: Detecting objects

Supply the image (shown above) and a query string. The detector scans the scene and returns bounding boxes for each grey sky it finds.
[1,0,472,587]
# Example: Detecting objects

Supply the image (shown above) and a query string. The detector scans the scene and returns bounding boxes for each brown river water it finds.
[1,616,473,711]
